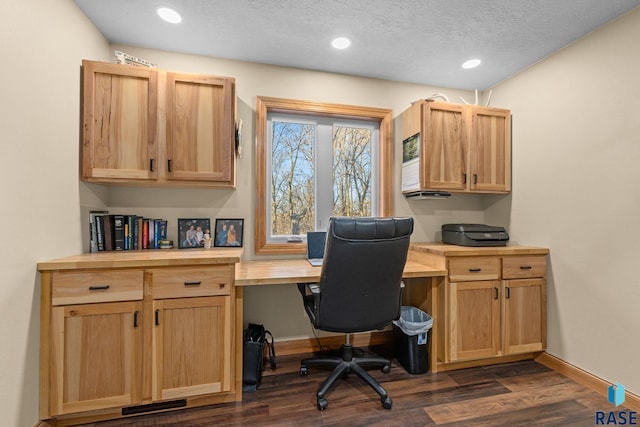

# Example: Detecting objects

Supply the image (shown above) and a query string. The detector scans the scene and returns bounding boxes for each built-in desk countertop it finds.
[234,259,447,286]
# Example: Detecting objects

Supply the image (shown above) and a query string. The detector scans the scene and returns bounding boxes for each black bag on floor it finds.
[242,323,276,392]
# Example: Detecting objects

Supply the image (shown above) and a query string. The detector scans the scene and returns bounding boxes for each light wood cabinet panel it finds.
[448,256,500,282]
[50,301,142,416]
[421,102,468,191]
[469,106,511,192]
[503,278,546,355]
[82,60,158,182]
[447,280,501,362]
[166,73,235,184]
[502,255,547,279]
[152,296,231,401]
[149,265,232,299]
[52,269,143,305]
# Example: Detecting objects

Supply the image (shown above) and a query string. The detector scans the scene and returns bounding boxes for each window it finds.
[256,97,393,255]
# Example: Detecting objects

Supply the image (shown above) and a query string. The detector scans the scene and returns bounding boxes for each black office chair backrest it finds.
[316,217,414,333]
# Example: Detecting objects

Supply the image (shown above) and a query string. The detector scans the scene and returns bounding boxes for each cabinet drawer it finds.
[150,266,232,299]
[52,270,143,306]
[503,256,547,279]
[448,257,500,281]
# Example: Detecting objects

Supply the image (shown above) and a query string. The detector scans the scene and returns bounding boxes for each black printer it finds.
[441,224,509,247]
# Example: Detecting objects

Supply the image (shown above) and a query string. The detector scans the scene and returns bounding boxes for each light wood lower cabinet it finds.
[444,254,547,364]
[50,301,143,416]
[152,296,231,401]
[39,259,239,425]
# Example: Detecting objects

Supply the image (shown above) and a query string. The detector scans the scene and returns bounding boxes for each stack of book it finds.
[90,211,168,252]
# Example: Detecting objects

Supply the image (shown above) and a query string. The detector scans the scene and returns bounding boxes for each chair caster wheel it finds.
[382,396,392,410]
[382,364,391,374]
[300,366,308,376]
[317,398,328,411]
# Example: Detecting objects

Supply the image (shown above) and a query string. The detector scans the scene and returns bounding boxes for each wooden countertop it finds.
[235,259,446,286]
[37,248,244,271]
[410,242,549,256]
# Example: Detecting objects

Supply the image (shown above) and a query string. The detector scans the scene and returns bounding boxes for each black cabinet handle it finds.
[155,309,160,326]
[473,174,478,184]
[149,158,155,172]
[167,159,173,172]
[506,287,511,299]
[463,173,467,184]
[493,287,499,299]
[133,311,140,328]
[469,268,482,272]
[520,266,533,270]
[184,281,202,287]
[88,285,110,291]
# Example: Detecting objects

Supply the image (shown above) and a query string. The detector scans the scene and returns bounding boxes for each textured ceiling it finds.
[74,0,640,90]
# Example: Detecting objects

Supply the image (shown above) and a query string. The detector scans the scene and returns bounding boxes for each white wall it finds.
[0,1,110,425]
[485,7,640,396]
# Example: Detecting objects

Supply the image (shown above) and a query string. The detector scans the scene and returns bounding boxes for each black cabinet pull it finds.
[493,287,499,299]
[463,173,467,184]
[167,159,173,172]
[469,268,482,272]
[149,158,155,172]
[473,174,478,184]
[89,285,110,291]
[155,309,160,326]
[506,287,511,299]
[133,311,140,328]
[184,281,202,287]
[520,265,533,270]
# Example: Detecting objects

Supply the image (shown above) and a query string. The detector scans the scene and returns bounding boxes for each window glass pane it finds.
[271,121,315,236]
[332,126,372,217]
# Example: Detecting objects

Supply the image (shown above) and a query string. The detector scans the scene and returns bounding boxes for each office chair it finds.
[297,216,414,411]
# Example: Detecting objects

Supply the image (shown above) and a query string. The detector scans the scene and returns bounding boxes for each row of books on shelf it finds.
[90,211,168,252]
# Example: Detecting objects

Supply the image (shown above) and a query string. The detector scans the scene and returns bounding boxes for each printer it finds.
[441,224,509,247]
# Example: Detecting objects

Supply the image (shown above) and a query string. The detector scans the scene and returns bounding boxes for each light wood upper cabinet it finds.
[82,61,158,181]
[468,106,511,192]
[166,73,235,183]
[400,100,511,194]
[81,60,236,188]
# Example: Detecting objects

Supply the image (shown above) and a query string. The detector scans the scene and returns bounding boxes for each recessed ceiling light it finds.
[157,6,182,24]
[462,59,482,69]
[331,37,351,50]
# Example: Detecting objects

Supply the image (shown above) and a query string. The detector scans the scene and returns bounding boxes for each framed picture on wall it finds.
[178,218,211,249]
[214,218,244,247]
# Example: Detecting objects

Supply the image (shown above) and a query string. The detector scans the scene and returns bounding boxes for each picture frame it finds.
[214,218,244,247]
[177,218,211,249]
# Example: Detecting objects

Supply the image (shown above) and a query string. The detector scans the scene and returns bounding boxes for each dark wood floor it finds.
[84,347,620,426]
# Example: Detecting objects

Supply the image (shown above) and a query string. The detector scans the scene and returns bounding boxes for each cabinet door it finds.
[468,106,511,193]
[82,60,158,181]
[448,280,501,362]
[152,296,231,401]
[422,102,468,191]
[503,278,546,354]
[166,73,235,184]
[49,301,142,415]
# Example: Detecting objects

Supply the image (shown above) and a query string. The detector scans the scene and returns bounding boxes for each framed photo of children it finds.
[214,218,244,247]
[178,218,211,249]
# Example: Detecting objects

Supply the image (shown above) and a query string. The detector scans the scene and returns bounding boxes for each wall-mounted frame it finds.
[178,218,211,249]
[214,218,244,247]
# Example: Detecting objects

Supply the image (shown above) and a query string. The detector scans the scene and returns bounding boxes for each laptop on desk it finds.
[306,231,326,266]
